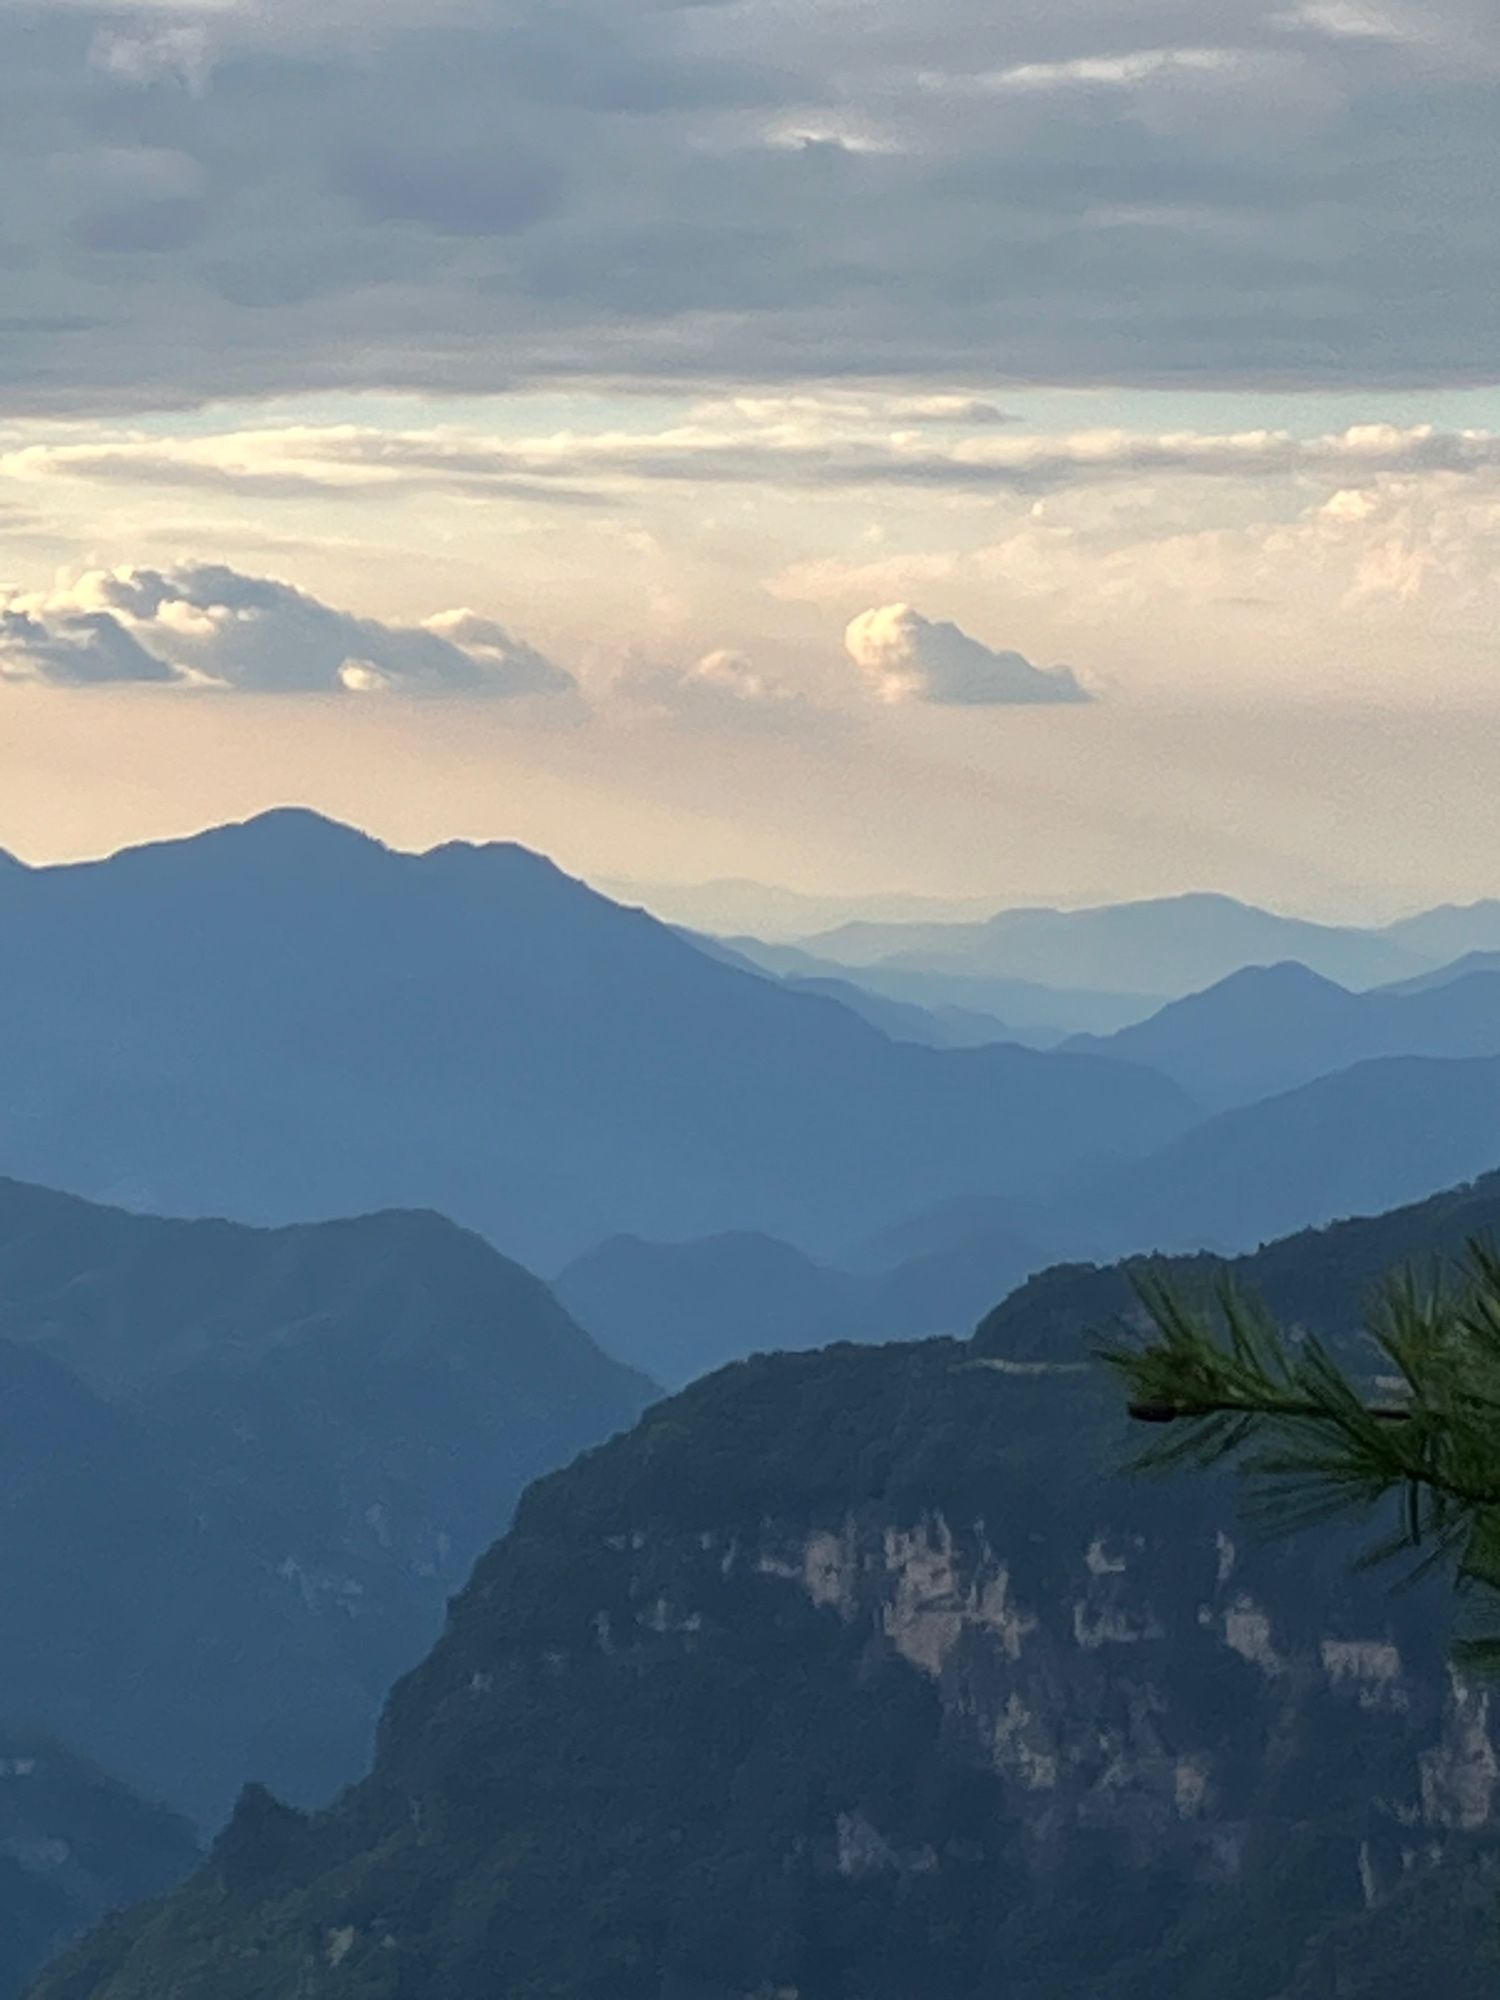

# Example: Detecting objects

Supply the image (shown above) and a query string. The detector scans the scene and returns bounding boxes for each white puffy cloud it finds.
[0,564,573,696]
[616,646,820,731]
[845,605,1092,707]
[685,649,780,702]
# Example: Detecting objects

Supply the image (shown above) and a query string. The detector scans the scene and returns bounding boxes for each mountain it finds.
[974,1168,1500,1363]
[605,876,1003,940]
[693,935,1016,1046]
[0,1730,197,2000]
[1381,948,1500,997]
[44,1177,1500,2000]
[798,893,1431,996]
[0,812,1196,1271]
[564,1033,1500,1391]
[556,1220,1046,1389]
[0,1178,653,1823]
[719,933,1163,1042]
[555,1233,866,1387]
[1066,962,1500,1109]
[1066,1053,1500,1262]
[0,1331,369,1829]
[1384,900,1500,965]
[781,975,1011,1049]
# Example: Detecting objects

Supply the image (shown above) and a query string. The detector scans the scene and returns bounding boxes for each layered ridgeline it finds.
[1065,960,1500,1109]
[554,1218,1051,1389]
[788,892,1500,997]
[46,1175,1500,2000]
[1064,1051,1500,1264]
[0,1179,653,1824]
[0,1732,197,2000]
[557,1045,1500,1384]
[726,893,1500,1050]
[0,812,1193,1271]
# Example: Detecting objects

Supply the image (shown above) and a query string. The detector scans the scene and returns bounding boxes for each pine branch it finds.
[1127,1396,1413,1425]
[1100,1244,1500,1603]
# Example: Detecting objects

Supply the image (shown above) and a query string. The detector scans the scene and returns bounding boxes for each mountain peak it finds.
[1211,959,1349,995]
[203,807,388,855]
[424,832,574,885]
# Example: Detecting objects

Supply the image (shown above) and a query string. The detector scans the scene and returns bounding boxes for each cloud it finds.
[979,48,1245,93]
[0,564,574,696]
[1272,1,1427,41]
[845,605,1092,707]
[15,417,1500,509]
[0,0,1497,407]
[616,646,821,731]
[0,605,179,687]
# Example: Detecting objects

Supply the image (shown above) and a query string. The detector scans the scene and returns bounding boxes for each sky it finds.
[2,0,1499,923]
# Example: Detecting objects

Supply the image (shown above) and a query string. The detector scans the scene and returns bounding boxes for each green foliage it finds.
[1103,1242,1500,1645]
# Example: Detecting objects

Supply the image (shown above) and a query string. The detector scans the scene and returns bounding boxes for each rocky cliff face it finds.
[32,1323,1494,2000]
[754,1502,1490,1894]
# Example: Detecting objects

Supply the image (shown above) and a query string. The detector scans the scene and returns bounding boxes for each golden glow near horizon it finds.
[3,0,1499,914]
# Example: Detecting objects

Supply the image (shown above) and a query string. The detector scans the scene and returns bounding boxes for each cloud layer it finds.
[0,565,572,696]
[845,606,1091,707]
[0,0,1497,407]
[12,416,1499,509]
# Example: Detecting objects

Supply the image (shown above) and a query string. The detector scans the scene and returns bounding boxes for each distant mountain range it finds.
[1385,947,1500,995]
[0,1179,652,1824]
[0,811,1196,1269]
[717,933,1162,1042]
[0,1730,196,2000]
[605,875,1005,941]
[559,1029,1500,1388]
[556,1216,1048,1389]
[974,1168,1500,1364]
[782,890,1500,999]
[48,1172,1500,2000]
[1067,1051,1500,1262]
[1066,961,1500,1108]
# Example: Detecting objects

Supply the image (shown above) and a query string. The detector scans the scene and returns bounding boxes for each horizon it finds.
[1,800,1495,937]
[3,1,1499,918]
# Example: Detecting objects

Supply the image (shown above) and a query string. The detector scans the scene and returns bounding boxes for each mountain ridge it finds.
[1063,962,1500,1108]
[1064,1051,1500,1262]
[0,810,1197,1269]
[39,1171,1500,2000]
[0,1174,655,1823]
[790,890,1472,996]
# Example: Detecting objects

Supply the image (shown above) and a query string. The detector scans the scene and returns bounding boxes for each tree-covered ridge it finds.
[38,1173,1500,2000]
[0,1177,656,1823]
[975,1169,1500,1367]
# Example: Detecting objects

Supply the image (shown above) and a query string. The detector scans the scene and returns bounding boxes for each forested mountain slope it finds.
[0,1179,653,1823]
[45,1175,1500,2000]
